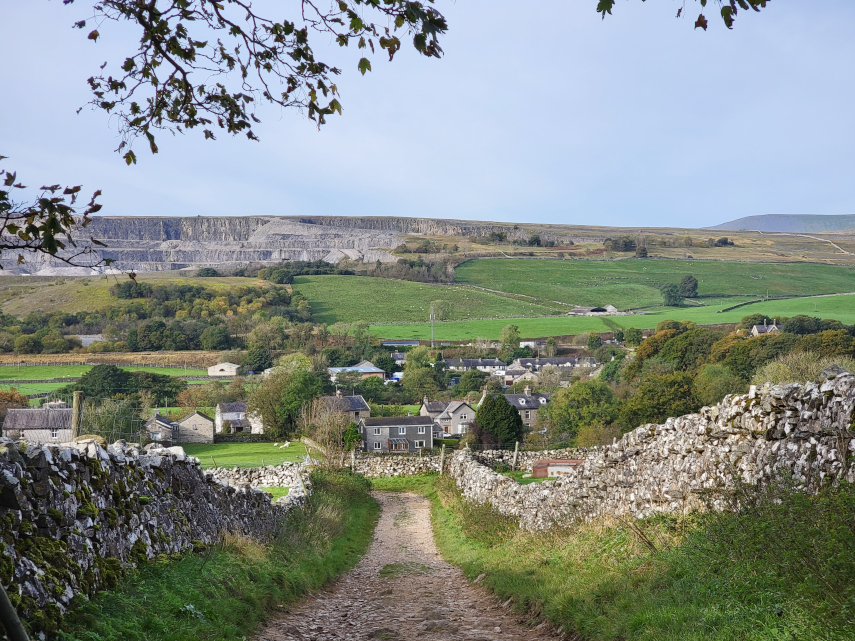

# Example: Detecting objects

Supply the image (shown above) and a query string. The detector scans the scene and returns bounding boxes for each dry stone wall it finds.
[353,453,442,478]
[0,439,306,633]
[450,369,855,530]
[210,462,307,489]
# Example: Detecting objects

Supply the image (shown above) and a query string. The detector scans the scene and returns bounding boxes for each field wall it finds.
[450,369,855,530]
[0,439,304,632]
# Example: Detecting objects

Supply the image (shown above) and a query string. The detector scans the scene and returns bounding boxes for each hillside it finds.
[710,214,855,232]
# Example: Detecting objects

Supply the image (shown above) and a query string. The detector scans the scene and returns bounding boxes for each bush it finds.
[752,351,855,385]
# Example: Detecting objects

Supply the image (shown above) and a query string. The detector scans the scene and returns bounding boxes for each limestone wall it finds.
[354,453,442,478]
[450,371,855,530]
[0,439,306,628]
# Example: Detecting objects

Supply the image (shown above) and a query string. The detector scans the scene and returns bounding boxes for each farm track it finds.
[253,492,560,641]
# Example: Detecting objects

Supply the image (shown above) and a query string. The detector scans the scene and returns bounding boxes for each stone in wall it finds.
[450,370,855,531]
[0,438,306,634]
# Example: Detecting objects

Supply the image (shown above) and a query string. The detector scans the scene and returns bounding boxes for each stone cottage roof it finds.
[217,402,247,414]
[3,407,73,431]
[503,393,552,410]
[322,394,370,413]
[445,358,506,368]
[361,416,435,428]
[422,399,450,414]
[178,411,214,424]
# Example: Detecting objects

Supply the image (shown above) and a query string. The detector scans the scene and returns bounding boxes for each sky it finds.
[1,1,854,229]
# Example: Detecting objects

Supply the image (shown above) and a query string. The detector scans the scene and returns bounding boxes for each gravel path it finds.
[254,491,559,641]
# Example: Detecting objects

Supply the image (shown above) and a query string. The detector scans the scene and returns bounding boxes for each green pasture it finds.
[183,442,308,468]
[455,259,855,310]
[0,365,207,382]
[291,275,564,324]
[370,293,855,340]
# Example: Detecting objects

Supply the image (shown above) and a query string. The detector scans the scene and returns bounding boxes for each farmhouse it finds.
[328,360,386,382]
[215,402,264,434]
[146,413,178,446]
[2,402,73,444]
[480,386,551,430]
[321,391,371,422]
[359,416,435,452]
[751,320,781,337]
[419,396,474,436]
[208,362,240,377]
[175,411,215,444]
[444,358,506,373]
[512,356,596,372]
[390,352,407,365]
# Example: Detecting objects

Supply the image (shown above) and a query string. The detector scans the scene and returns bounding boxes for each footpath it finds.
[253,492,558,641]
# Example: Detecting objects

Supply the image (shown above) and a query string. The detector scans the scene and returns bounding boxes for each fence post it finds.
[0,583,30,641]
[351,447,356,473]
[70,391,82,440]
[511,441,519,472]
[439,443,446,475]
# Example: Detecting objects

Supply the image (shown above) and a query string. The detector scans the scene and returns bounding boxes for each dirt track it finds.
[253,491,559,641]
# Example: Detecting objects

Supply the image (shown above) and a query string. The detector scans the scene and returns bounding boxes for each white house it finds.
[215,402,263,434]
[208,362,241,377]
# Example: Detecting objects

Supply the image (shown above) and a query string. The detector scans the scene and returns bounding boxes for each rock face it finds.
[0,216,401,275]
[0,439,307,631]
[450,371,855,530]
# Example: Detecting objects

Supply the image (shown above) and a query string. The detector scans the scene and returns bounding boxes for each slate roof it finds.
[328,361,386,375]
[3,407,72,431]
[361,416,435,427]
[380,341,420,347]
[436,401,473,420]
[503,393,552,410]
[217,402,247,414]
[178,411,214,424]
[146,414,176,430]
[751,324,781,335]
[445,358,506,368]
[513,357,595,369]
[321,395,371,413]
[422,400,450,414]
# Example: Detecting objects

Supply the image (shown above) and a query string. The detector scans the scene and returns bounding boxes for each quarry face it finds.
[0,216,403,275]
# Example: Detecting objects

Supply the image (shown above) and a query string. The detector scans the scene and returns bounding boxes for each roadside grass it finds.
[184,442,308,468]
[57,470,379,641]
[259,486,290,500]
[499,470,548,485]
[0,365,207,381]
[370,293,855,340]
[290,275,565,324]
[455,259,855,310]
[376,475,855,641]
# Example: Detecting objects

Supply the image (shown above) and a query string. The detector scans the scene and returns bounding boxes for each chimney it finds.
[335,389,342,398]
[524,384,532,396]
[764,318,767,327]
[424,394,429,406]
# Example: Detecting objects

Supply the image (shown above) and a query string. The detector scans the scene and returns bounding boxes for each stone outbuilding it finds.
[321,391,371,422]
[208,362,241,377]
[2,402,73,444]
[175,411,215,444]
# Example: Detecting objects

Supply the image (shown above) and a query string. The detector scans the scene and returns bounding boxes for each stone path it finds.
[254,492,559,641]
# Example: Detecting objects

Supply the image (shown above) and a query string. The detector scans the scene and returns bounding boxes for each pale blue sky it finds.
[1,1,854,228]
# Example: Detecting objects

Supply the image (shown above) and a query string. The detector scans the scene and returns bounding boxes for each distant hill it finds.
[709,214,855,233]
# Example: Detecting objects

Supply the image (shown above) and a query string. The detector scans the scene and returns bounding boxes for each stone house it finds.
[328,360,386,382]
[512,356,596,372]
[444,358,506,373]
[419,397,474,436]
[390,352,407,366]
[479,386,551,431]
[145,413,177,446]
[359,416,435,453]
[215,401,263,434]
[321,391,371,422]
[2,403,73,444]
[208,362,240,377]
[175,411,215,444]
[751,320,781,337]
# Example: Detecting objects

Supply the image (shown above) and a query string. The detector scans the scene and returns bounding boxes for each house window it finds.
[459,425,467,434]
[418,426,425,434]
[51,427,59,439]
[414,440,426,448]
[374,428,381,435]
[460,414,467,421]
[398,427,406,435]
[354,411,360,418]
[525,410,531,419]
[373,442,381,450]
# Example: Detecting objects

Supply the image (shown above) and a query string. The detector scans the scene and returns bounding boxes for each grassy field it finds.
[291,275,564,324]
[58,471,378,641]
[370,293,855,339]
[455,259,855,310]
[0,365,207,381]
[183,442,308,468]
[373,475,855,641]
[0,272,277,317]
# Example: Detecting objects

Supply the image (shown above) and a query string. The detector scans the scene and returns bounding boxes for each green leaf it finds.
[721,7,734,29]
[123,150,137,166]
[596,0,615,19]
[357,57,371,75]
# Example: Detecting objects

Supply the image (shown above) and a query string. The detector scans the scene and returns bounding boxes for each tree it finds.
[455,369,488,395]
[598,1,771,31]
[14,335,42,355]
[542,379,619,441]
[660,283,684,307]
[587,333,603,350]
[200,325,231,350]
[247,369,323,438]
[299,398,357,469]
[197,268,219,277]
[64,364,131,398]
[499,324,521,356]
[476,395,525,445]
[624,328,643,346]
[403,367,439,401]
[635,245,648,258]
[679,275,699,298]
[694,364,746,407]
[545,337,557,357]
[617,371,698,432]
[243,344,273,373]
[783,315,822,336]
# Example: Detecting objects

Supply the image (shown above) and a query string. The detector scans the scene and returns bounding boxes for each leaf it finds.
[596,0,615,19]
[357,57,371,76]
[123,150,137,165]
[694,13,709,30]
[721,7,734,28]
[88,29,100,42]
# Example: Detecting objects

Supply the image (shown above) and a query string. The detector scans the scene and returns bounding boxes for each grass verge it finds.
[183,442,308,468]
[374,475,855,640]
[56,470,378,641]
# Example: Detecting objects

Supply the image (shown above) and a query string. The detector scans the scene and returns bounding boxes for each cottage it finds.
[2,402,73,444]
[321,391,371,422]
[512,356,596,372]
[419,396,474,436]
[328,360,386,382]
[751,320,781,337]
[390,352,407,366]
[175,411,215,444]
[208,362,241,377]
[480,386,551,430]
[359,416,435,453]
[380,340,420,348]
[145,413,178,446]
[215,402,264,434]
[444,358,506,373]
